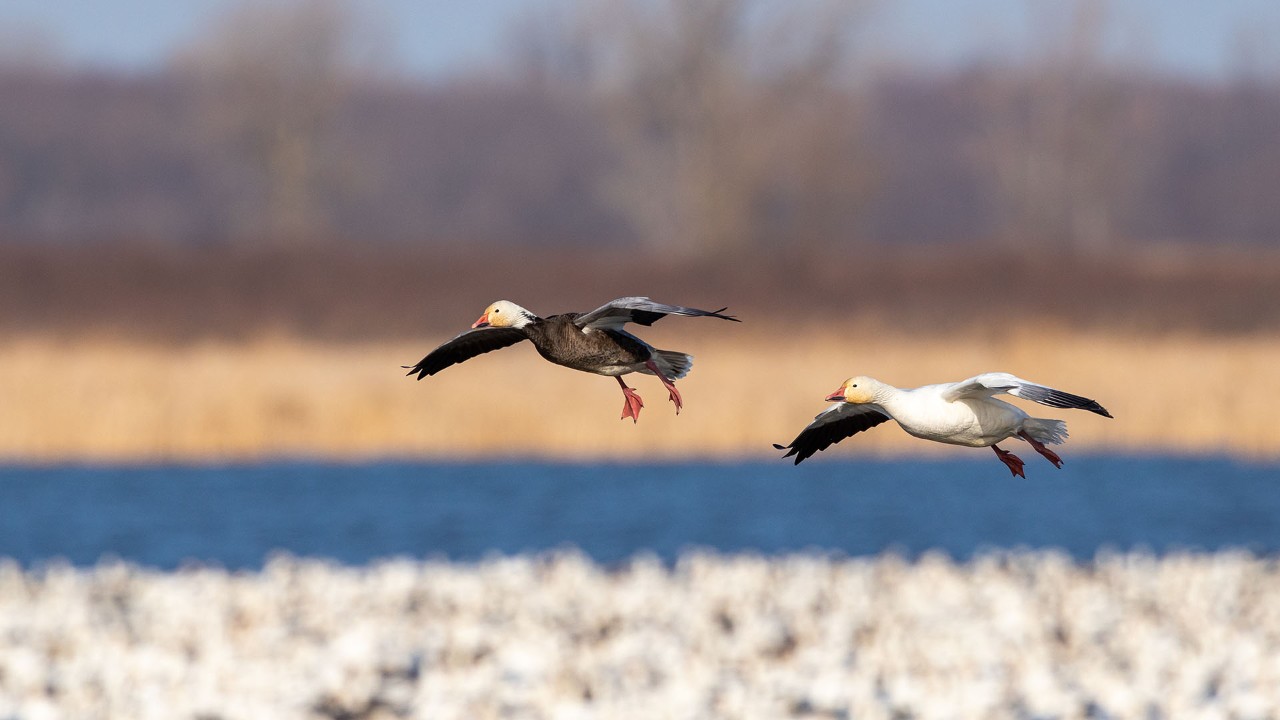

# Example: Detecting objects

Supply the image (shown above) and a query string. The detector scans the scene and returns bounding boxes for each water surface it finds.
[1,456,1276,569]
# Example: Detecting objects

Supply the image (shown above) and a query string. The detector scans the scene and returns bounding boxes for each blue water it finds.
[1,457,1277,570]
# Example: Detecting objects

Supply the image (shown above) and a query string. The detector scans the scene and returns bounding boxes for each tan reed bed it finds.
[1,327,1278,463]
[1,551,1278,719]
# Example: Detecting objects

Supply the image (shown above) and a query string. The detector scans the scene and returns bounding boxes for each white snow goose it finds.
[774,372,1113,477]
[404,297,740,422]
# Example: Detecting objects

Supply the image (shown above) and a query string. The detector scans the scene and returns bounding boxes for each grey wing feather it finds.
[403,327,528,380]
[773,403,892,465]
[942,373,1022,400]
[574,296,740,330]
[944,372,1113,418]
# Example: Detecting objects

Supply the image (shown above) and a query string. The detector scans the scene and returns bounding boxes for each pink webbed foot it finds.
[616,377,645,423]
[1018,430,1064,468]
[992,445,1026,478]
[663,384,683,414]
[644,360,683,415]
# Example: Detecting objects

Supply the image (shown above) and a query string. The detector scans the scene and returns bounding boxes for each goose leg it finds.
[616,376,645,423]
[644,359,683,415]
[992,445,1026,478]
[1018,430,1063,468]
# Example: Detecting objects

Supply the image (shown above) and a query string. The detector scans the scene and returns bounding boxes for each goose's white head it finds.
[472,300,536,329]
[826,376,879,404]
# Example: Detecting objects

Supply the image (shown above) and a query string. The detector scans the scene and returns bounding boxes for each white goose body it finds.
[875,382,1031,448]
[775,372,1112,477]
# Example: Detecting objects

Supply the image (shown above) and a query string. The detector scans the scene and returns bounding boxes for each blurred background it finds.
[2,0,1278,461]
[2,0,1280,256]
[3,2,1280,717]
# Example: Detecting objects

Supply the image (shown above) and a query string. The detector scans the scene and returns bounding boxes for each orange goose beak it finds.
[471,313,490,329]
[825,386,846,403]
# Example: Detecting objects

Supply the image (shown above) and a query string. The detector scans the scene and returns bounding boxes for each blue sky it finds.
[1,0,1276,79]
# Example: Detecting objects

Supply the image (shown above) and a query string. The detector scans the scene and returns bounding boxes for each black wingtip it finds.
[1031,386,1114,419]
[1074,396,1113,418]
[773,443,803,464]
[711,307,743,322]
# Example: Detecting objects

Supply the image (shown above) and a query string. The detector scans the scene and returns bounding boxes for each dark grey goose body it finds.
[405,297,739,421]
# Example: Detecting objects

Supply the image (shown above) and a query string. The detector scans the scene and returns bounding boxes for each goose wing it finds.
[574,296,739,331]
[403,327,528,380]
[773,403,892,465]
[942,372,1112,417]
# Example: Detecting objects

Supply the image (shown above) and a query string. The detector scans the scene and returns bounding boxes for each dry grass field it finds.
[2,326,1277,463]
[5,245,1279,463]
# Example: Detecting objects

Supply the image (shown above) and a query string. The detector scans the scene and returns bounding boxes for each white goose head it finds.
[472,300,536,329]
[826,376,881,404]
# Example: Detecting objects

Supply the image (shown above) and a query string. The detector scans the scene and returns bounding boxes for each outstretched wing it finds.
[403,327,528,380]
[942,372,1113,418]
[773,403,892,465]
[573,296,740,331]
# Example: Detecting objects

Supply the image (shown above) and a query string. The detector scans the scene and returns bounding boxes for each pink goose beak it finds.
[825,386,846,402]
[471,313,490,329]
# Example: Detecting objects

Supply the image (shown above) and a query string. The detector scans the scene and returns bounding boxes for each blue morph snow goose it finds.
[774,372,1112,477]
[405,297,739,422]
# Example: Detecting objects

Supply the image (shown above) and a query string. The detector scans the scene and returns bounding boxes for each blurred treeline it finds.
[3,0,1279,342]
[3,0,1278,254]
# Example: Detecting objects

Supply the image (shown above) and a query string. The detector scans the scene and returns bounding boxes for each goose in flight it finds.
[405,297,739,422]
[774,373,1112,477]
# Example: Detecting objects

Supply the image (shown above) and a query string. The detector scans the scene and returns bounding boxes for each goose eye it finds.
[494,309,501,313]
[851,383,858,388]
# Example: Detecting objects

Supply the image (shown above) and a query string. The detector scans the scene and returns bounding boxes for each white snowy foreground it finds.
[1,550,1277,720]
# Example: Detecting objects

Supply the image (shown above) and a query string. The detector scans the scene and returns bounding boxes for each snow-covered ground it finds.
[2,550,1276,719]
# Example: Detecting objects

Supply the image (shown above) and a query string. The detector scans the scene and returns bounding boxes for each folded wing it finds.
[574,296,740,331]
[943,372,1112,417]
[773,403,892,465]
[403,327,528,380]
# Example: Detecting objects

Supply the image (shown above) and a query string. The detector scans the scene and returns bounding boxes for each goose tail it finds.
[648,350,693,380]
[1022,418,1069,445]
